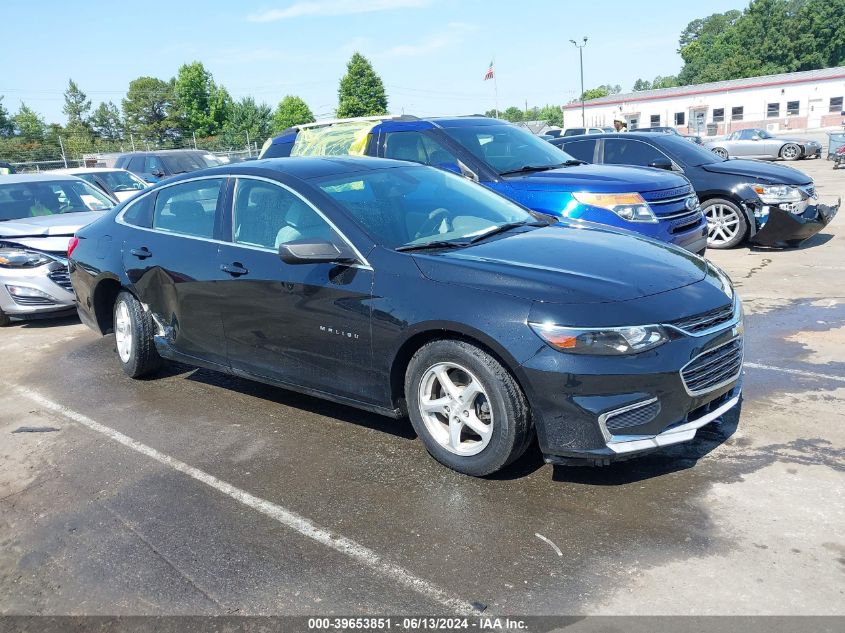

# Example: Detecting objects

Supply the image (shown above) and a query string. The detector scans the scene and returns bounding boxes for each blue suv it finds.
[260,116,709,254]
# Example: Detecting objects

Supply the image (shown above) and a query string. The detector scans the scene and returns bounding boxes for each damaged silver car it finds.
[0,174,114,325]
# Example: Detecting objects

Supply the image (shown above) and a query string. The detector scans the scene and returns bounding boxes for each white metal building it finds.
[562,67,845,136]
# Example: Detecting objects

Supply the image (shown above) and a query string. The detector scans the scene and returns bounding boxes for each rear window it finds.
[0,179,114,222]
[160,152,219,175]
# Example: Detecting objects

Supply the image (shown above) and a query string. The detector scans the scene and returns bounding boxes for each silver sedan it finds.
[703,128,822,161]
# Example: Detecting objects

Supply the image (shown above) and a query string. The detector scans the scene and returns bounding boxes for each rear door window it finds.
[152,178,224,238]
[384,131,461,167]
[603,138,669,166]
[560,139,597,163]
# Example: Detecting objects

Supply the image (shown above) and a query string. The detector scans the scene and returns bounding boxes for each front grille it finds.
[48,266,73,292]
[642,185,694,203]
[681,338,743,395]
[669,210,704,234]
[10,295,56,306]
[605,400,661,433]
[670,302,735,334]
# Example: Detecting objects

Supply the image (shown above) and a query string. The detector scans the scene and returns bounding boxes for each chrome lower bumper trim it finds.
[605,391,741,455]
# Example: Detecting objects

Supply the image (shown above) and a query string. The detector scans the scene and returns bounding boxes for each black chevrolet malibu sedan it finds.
[69,157,743,476]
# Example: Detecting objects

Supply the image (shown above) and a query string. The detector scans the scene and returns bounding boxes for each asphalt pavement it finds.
[1,157,843,620]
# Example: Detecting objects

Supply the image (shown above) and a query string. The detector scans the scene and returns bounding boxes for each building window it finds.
[712,108,724,122]
[650,114,660,126]
[674,112,685,126]
[786,101,800,116]
[628,118,639,130]
[767,102,780,118]
[830,97,843,113]
[731,106,744,121]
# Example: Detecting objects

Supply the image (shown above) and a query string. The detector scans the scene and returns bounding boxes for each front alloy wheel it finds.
[703,198,747,249]
[712,147,729,159]
[780,143,801,161]
[406,340,532,476]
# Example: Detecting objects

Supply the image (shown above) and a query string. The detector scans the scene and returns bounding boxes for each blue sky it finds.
[2,0,746,124]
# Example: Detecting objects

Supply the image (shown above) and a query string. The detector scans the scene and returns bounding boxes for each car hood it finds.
[412,225,708,304]
[0,211,103,253]
[504,164,687,193]
[701,159,811,185]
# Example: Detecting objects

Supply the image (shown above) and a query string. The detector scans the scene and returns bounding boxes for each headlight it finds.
[572,192,657,223]
[529,322,669,355]
[749,184,802,204]
[0,248,52,269]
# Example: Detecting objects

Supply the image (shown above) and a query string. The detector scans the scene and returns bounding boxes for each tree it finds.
[0,96,13,138]
[633,78,652,91]
[62,79,91,125]
[208,84,233,136]
[174,61,226,137]
[501,106,524,122]
[122,77,179,143]
[272,95,315,132]
[12,103,45,141]
[537,104,563,127]
[337,52,388,118]
[652,75,679,89]
[222,97,272,148]
[90,102,123,140]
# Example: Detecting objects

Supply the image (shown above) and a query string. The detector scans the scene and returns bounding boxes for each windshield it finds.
[314,165,535,249]
[442,124,575,175]
[0,179,115,221]
[161,152,220,174]
[755,129,773,139]
[659,135,725,167]
[97,170,148,192]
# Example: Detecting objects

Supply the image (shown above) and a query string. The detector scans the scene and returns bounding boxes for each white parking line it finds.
[12,385,478,615]
[745,362,845,383]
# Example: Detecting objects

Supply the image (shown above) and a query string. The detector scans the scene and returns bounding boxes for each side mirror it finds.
[751,135,760,141]
[648,159,674,171]
[278,239,356,265]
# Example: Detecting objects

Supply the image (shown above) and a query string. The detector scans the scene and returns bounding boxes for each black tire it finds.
[701,198,749,249]
[712,147,729,159]
[0,308,10,327]
[113,291,162,378]
[405,339,532,476]
[780,143,801,161]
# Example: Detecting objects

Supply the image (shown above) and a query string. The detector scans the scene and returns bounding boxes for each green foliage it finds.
[13,103,46,141]
[337,52,388,118]
[579,85,620,101]
[62,79,91,125]
[122,77,179,143]
[501,106,524,122]
[537,104,564,127]
[677,0,845,85]
[208,84,233,135]
[90,102,123,140]
[632,75,679,91]
[273,95,315,132]
[222,97,272,147]
[0,96,13,138]
[174,62,227,136]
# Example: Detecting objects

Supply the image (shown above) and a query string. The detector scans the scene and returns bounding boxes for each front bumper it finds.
[751,198,840,247]
[520,302,743,464]
[0,261,76,318]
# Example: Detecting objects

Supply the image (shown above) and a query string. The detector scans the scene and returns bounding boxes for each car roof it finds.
[555,132,669,141]
[116,149,209,157]
[167,155,417,182]
[0,173,88,185]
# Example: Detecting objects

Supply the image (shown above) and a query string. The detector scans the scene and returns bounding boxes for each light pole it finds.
[570,37,588,127]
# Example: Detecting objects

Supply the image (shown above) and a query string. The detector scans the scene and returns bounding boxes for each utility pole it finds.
[192,131,197,150]
[130,133,136,152]
[570,37,588,127]
[246,130,252,157]
[58,136,68,168]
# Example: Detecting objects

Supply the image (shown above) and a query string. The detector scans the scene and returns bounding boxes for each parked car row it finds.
[703,128,822,161]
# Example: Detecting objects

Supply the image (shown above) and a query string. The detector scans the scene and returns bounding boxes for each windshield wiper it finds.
[468,220,547,244]
[499,160,582,176]
[395,240,471,252]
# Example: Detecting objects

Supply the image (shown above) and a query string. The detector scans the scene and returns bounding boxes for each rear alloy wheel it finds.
[406,340,532,476]
[712,147,729,159]
[113,291,162,378]
[780,143,801,161]
[702,198,748,249]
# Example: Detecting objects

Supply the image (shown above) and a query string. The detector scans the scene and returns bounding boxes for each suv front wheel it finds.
[405,340,532,476]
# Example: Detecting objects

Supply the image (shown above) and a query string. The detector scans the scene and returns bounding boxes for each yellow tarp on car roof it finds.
[290,122,376,157]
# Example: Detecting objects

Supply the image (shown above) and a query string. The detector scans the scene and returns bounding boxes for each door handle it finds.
[221,262,249,277]
[130,247,152,259]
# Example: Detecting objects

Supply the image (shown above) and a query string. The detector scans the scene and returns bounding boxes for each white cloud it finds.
[248,0,431,22]
[376,21,478,59]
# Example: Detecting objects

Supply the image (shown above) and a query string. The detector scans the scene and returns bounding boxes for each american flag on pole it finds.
[484,60,495,81]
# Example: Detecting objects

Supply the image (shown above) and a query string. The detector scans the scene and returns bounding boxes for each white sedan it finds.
[52,167,149,202]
